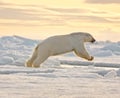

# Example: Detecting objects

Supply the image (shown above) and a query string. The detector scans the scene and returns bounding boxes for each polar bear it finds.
[26,32,95,67]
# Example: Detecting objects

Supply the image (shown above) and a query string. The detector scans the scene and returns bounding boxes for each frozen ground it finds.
[0,35,120,98]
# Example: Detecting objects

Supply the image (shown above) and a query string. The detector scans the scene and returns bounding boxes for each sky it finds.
[0,0,120,41]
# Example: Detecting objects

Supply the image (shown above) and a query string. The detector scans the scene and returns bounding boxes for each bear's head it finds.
[83,33,96,43]
[71,32,96,43]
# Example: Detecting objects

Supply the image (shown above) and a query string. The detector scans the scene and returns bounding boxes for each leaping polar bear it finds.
[26,32,96,67]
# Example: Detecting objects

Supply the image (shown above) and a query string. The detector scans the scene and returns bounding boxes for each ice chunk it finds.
[104,70,117,78]
[102,43,120,52]
[0,56,14,65]
[94,50,113,57]
[116,69,120,77]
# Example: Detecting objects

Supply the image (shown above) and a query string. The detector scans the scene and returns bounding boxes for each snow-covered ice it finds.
[0,35,120,98]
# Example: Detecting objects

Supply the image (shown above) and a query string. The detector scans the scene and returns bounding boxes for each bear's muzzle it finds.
[91,39,96,43]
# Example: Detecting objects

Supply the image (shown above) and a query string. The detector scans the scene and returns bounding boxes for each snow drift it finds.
[0,35,120,98]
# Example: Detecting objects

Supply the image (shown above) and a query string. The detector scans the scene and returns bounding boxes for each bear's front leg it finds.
[88,56,94,61]
[74,43,94,61]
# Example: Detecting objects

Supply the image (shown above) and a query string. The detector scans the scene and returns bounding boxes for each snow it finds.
[0,35,120,98]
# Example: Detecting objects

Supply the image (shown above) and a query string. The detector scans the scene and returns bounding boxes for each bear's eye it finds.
[87,35,90,38]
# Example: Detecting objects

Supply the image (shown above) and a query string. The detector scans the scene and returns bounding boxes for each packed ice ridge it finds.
[0,35,119,66]
[0,35,120,76]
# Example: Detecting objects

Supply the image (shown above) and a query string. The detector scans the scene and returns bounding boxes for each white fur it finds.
[26,32,95,67]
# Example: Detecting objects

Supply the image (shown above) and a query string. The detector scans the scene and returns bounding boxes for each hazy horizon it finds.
[0,0,120,41]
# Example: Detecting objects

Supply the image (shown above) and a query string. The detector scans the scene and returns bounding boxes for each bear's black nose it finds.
[91,39,96,43]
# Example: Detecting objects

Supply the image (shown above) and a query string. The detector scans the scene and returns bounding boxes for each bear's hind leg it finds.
[25,46,38,67]
[26,59,33,67]
[32,55,48,68]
